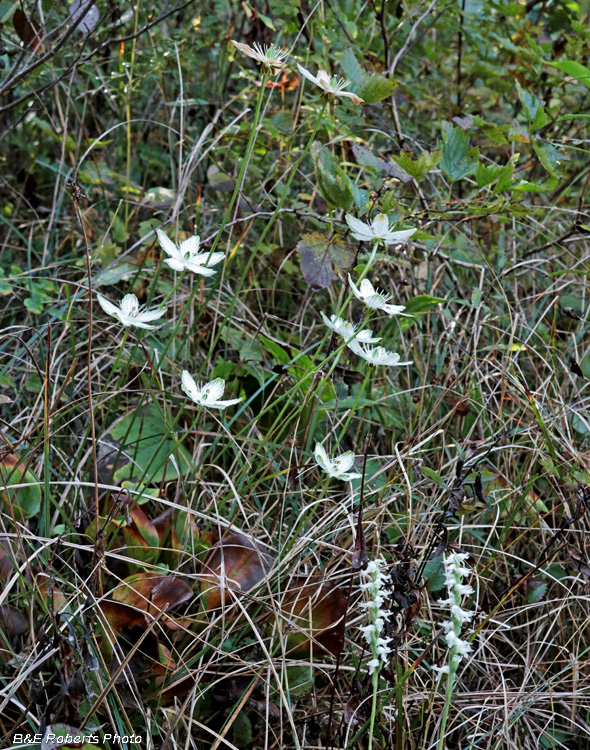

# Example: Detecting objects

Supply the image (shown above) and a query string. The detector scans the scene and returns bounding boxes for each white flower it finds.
[348,276,408,316]
[156,229,224,276]
[346,213,416,246]
[349,343,413,367]
[232,40,289,74]
[96,293,165,330]
[358,557,393,675]
[320,312,381,344]
[296,64,363,104]
[313,443,361,481]
[181,371,242,410]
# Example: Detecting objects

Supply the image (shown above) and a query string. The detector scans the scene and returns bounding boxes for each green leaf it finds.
[403,295,447,315]
[420,466,446,487]
[423,557,446,592]
[232,711,253,748]
[311,142,354,211]
[285,665,314,696]
[340,48,365,87]
[516,81,550,130]
[0,454,42,520]
[105,406,193,484]
[359,73,395,104]
[391,150,441,181]
[549,59,590,88]
[439,122,479,181]
[296,232,355,291]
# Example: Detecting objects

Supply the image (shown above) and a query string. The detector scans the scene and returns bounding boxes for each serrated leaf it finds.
[296,232,354,291]
[516,81,550,130]
[359,73,395,103]
[341,48,365,87]
[439,122,478,181]
[311,142,353,211]
[391,150,441,181]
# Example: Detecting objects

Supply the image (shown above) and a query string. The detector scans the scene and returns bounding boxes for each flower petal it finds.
[345,214,374,241]
[296,63,320,88]
[164,257,187,272]
[179,235,201,257]
[232,40,262,63]
[156,228,181,259]
[386,228,416,244]
[96,294,121,320]
[120,294,139,317]
[181,370,202,403]
[135,307,166,323]
[203,378,226,403]
[358,279,376,299]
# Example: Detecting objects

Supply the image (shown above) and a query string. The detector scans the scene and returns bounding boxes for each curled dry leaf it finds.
[200,532,275,609]
[279,578,347,657]
[111,572,193,616]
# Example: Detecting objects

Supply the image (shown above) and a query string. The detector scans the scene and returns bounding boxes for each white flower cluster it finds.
[358,558,394,675]
[432,551,475,677]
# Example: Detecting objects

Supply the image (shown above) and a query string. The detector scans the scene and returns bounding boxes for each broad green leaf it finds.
[549,59,590,88]
[0,454,41,519]
[311,142,353,211]
[439,122,478,181]
[105,406,192,484]
[341,48,365,87]
[420,466,446,487]
[516,81,550,130]
[296,231,354,290]
[391,149,441,181]
[359,73,395,103]
[403,295,447,315]
[232,711,253,748]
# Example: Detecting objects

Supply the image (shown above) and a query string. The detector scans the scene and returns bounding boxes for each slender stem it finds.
[368,668,380,748]
[437,653,457,750]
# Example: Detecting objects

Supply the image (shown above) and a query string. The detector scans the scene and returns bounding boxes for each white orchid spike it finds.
[320,312,381,345]
[232,40,289,74]
[346,213,416,247]
[181,371,242,410]
[348,276,409,316]
[314,443,361,481]
[296,64,363,104]
[156,228,224,276]
[349,343,413,367]
[96,293,165,330]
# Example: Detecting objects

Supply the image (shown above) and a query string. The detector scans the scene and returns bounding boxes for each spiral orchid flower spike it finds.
[358,558,394,747]
[433,551,476,750]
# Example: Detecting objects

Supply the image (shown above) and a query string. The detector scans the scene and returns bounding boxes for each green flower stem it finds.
[368,668,380,749]
[205,72,270,260]
[437,648,458,750]
[205,100,329,358]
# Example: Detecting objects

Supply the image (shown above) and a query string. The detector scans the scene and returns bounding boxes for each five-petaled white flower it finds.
[181,371,243,410]
[349,343,413,367]
[346,214,416,247]
[96,293,165,330]
[314,443,361,481]
[156,229,224,276]
[348,276,408,316]
[296,64,363,105]
[232,40,289,74]
[320,312,381,344]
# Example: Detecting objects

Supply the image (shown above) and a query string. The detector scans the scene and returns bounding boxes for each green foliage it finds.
[311,141,354,211]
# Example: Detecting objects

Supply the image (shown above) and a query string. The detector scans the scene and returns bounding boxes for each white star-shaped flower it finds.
[348,276,408,316]
[296,64,363,105]
[156,229,224,276]
[181,371,242,410]
[350,343,413,367]
[345,214,416,246]
[232,40,289,74]
[96,293,165,330]
[314,443,361,481]
[320,312,381,344]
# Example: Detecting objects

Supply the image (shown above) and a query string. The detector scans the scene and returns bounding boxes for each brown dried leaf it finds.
[200,532,274,609]
[296,232,355,291]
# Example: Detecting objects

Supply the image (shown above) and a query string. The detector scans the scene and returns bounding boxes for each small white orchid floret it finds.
[320,312,381,344]
[346,213,416,247]
[156,228,224,276]
[296,63,363,104]
[232,40,289,74]
[350,343,413,367]
[181,371,242,410]
[96,293,165,330]
[314,443,361,481]
[348,276,409,316]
